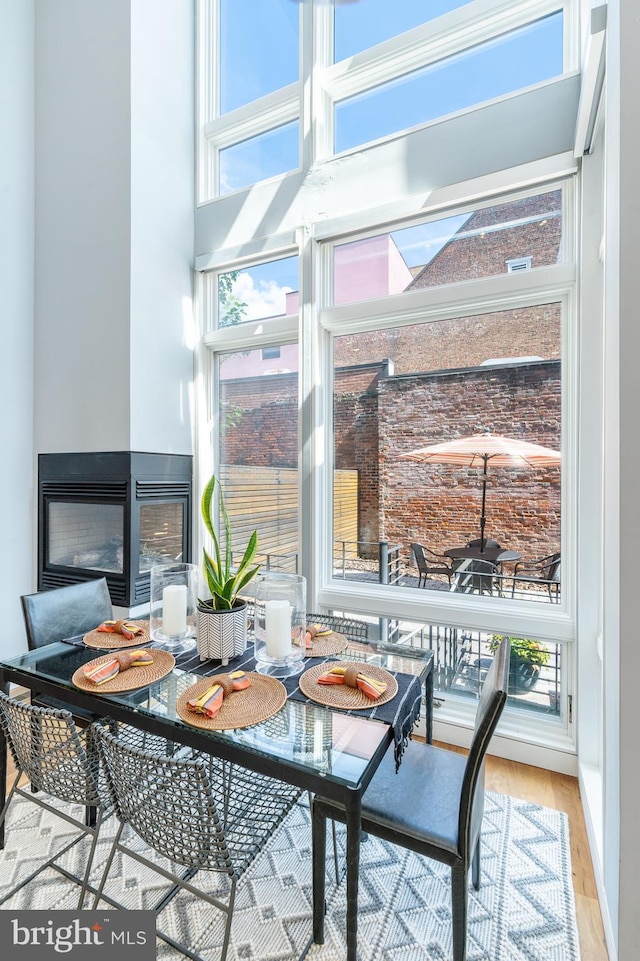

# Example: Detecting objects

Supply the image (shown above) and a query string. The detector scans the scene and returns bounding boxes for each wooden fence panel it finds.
[219,465,358,566]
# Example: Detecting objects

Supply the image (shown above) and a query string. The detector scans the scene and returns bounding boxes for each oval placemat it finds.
[176,673,287,731]
[298,661,398,710]
[305,630,349,658]
[83,619,151,650]
[72,649,175,693]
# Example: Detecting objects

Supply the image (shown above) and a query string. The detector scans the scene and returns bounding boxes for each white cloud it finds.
[233,273,293,320]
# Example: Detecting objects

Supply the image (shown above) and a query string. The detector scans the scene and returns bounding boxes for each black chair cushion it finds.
[316,739,466,857]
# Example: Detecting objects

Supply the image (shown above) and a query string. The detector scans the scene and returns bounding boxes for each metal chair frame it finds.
[0,692,107,909]
[92,722,303,961]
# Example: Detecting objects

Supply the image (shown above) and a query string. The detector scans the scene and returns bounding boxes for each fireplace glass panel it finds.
[139,502,185,572]
[47,502,124,573]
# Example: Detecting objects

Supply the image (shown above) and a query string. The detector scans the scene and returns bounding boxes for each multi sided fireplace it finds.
[38,452,193,609]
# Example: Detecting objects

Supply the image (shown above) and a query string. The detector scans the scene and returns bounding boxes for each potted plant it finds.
[489,635,550,694]
[196,474,261,662]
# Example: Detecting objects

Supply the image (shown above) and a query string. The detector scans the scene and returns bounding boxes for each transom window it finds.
[199,0,572,201]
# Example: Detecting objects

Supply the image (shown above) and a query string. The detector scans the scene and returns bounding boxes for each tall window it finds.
[198,1,581,746]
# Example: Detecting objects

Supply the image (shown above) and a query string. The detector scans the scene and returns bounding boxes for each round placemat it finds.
[298,661,398,710]
[72,649,175,693]
[176,673,287,731]
[305,630,349,658]
[83,619,151,650]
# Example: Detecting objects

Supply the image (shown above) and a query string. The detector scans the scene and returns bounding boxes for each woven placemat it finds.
[298,661,398,710]
[83,619,151,650]
[72,649,175,693]
[176,673,287,731]
[305,630,349,658]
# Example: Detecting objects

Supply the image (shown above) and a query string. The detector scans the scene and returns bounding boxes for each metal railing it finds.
[333,539,403,585]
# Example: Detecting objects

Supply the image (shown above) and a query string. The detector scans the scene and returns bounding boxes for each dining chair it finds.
[410,543,453,587]
[91,721,303,961]
[311,636,511,961]
[20,578,113,718]
[0,692,108,908]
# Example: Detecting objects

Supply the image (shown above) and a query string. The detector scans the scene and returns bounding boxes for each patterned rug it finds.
[0,790,580,960]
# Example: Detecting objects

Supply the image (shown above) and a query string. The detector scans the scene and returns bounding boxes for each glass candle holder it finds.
[150,562,198,654]
[254,573,306,677]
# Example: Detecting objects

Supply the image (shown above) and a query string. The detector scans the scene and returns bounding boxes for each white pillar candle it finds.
[265,599,292,659]
[163,584,187,637]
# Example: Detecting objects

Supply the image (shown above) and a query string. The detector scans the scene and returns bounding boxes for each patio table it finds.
[0,636,432,961]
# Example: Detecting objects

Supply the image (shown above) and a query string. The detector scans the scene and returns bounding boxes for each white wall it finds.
[0,0,35,658]
[129,0,194,454]
[34,0,132,453]
[34,0,195,456]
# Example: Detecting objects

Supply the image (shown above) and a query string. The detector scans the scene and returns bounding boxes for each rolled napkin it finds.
[187,670,252,720]
[317,663,387,700]
[96,619,145,640]
[82,649,154,686]
[304,623,332,649]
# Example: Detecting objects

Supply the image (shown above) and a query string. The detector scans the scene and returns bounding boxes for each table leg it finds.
[311,799,327,945]
[425,667,434,744]
[345,793,362,961]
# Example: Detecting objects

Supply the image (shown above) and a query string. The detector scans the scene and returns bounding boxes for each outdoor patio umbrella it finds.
[399,432,561,553]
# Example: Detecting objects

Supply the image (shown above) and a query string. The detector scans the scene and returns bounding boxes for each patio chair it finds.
[311,636,510,961]
[0,692,108,908]
[410,543,453,587]
[91,722,303,961]
[510,551,561,602]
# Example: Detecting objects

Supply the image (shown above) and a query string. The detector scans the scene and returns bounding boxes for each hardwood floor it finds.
[3,739,608,960]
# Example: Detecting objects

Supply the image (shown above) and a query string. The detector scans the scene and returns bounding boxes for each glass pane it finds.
[218,256,299,328]
[332,190,563,306]
[332,308,562,604]
[333,611,564,720]
[219,0,299,114]
[139,503,185,572]
[219,121,299,196]
[219,346,299,572]
[335,0,472,62]
[47,502,124,573]
[335,12,563,153]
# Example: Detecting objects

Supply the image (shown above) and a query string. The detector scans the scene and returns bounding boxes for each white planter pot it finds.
[196,601,248,664]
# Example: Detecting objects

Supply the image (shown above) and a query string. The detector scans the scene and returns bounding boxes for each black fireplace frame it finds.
[38,452,193,608]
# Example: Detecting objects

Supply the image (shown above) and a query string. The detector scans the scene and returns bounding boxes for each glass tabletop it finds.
[0,642,402,791]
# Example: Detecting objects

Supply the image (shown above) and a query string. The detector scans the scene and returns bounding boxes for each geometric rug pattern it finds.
[0,790,581,961]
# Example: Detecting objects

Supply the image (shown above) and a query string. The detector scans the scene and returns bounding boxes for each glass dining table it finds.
[0,634,433,961]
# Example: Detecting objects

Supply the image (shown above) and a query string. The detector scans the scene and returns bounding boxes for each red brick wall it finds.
[380,361,561,564]
[220,359,561,565]
[334,304,561,375]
